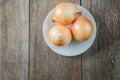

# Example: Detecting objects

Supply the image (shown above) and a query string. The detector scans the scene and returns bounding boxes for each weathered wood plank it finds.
[30,0,81,80]
[0,0,29,80]
[81,0,120,80]
[0,3,3,79]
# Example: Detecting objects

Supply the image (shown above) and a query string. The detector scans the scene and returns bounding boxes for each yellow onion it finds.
[71,13,94,41]
[52,2,78,25]
[49,24,72,46]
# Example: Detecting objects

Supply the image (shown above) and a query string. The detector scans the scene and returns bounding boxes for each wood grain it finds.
[0,0,120,80]
[0,0,29,80]
[81,0,120,80]
[30,0,81,80]
[0,2,3,79]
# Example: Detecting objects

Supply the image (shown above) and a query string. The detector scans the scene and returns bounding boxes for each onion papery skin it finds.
[71,14,94,41]
[52,2,78,25]
[49,24,72,46]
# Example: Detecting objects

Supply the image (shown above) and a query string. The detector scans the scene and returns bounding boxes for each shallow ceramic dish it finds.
[43,5,96,56]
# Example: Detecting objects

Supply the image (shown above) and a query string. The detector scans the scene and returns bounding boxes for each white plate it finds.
[43,5,96,56]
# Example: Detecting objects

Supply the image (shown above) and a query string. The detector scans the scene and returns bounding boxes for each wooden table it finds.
[0,0,120,80]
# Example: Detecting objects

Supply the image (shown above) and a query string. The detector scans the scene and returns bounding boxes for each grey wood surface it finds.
[0,0,29,80]
[30,0,81,80]
[0,0,120,80]
[81,0,120,80]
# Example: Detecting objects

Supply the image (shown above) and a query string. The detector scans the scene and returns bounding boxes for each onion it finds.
[52,2,78,25]
[71,13,94,41]
[49,24,72,46]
